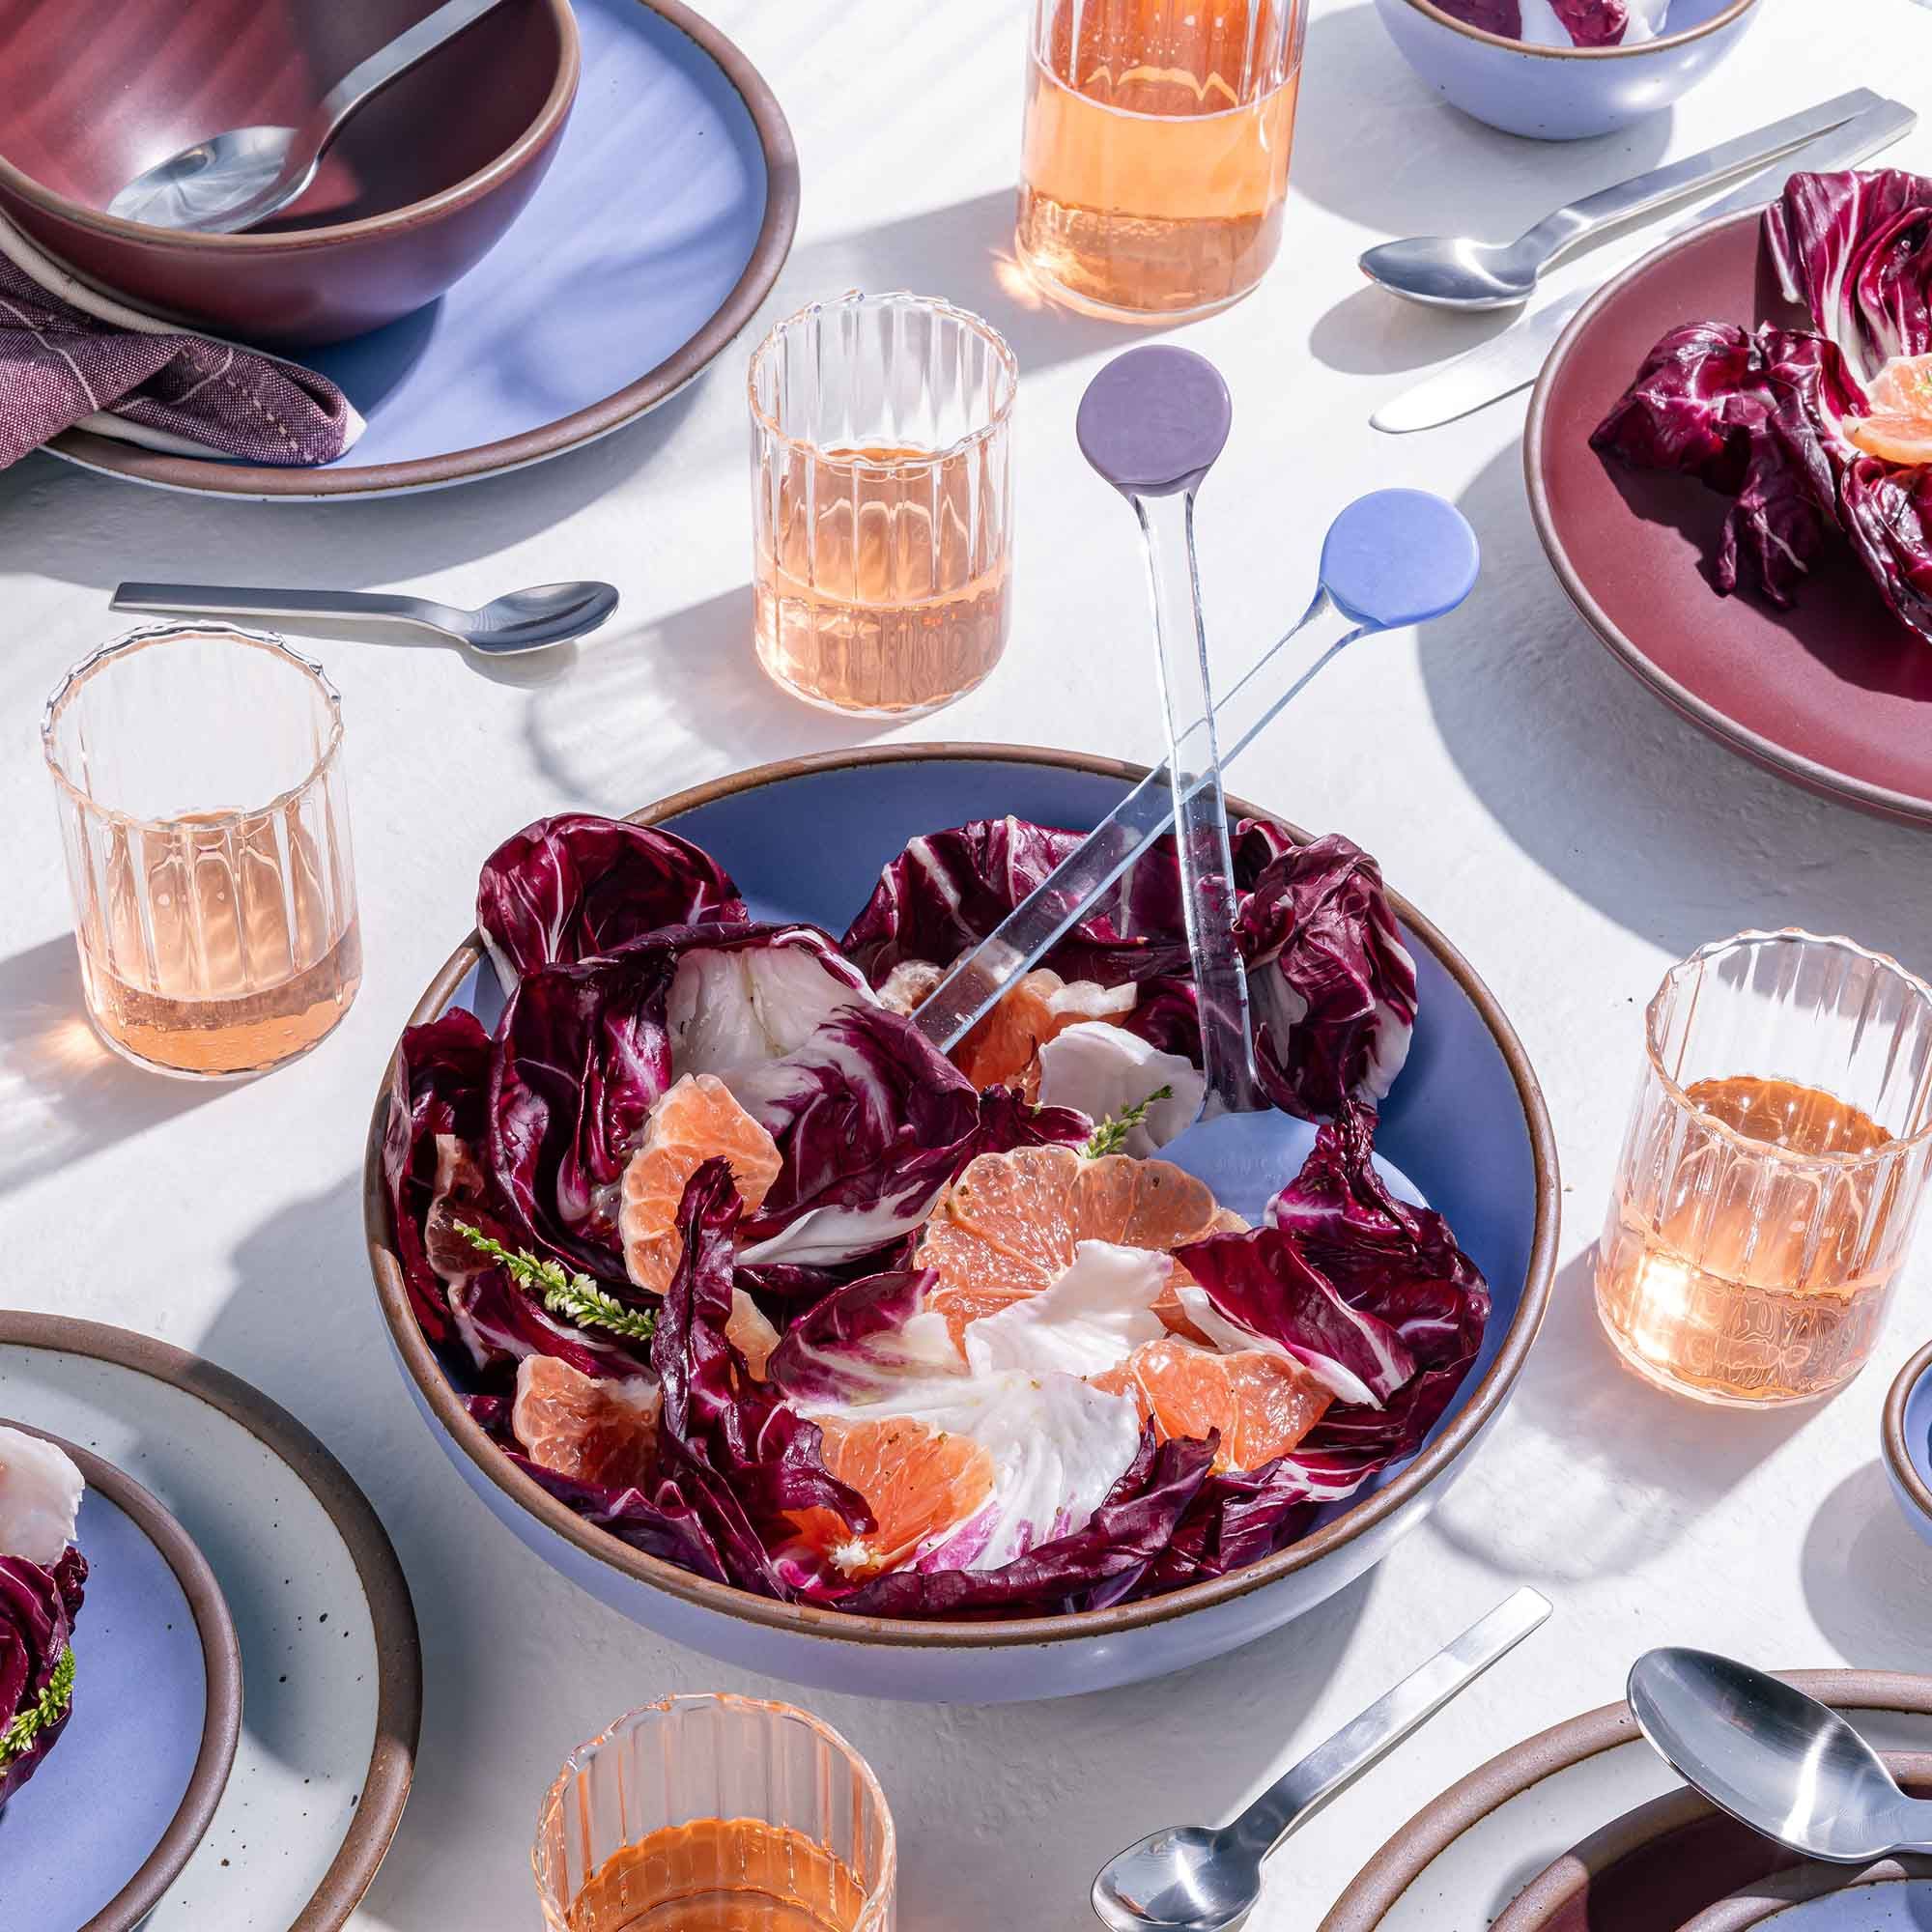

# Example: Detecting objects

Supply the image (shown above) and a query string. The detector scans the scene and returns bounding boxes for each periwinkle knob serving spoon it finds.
[1359,89,1879,309]
[108,0,515,233]
[1092,1589,1550,1931]
[1629,1648,1932,1864]
[111,580,618,654]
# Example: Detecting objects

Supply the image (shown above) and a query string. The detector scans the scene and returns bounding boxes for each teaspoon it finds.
[107,0,514,234]
[1629,1648,1932,1864]
[111,580,618,654]
[1092,1589,1550,1931]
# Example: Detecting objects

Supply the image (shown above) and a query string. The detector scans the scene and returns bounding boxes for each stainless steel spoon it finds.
[1629,1649,1932,1864]
[1358,89,1879,310]
[107,0,514,233]
[1092,1589,1550,1931]
[110,580,618,654]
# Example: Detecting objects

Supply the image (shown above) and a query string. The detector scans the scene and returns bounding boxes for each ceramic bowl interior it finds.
[1401,0,1751,55]
[0,0,565,233]
[365,747,1558,1680]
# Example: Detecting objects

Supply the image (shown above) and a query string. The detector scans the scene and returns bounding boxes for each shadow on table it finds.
[520,584,888,812]
[1419,442,1932,960]
[1431,1247,1815,1583]
[1802,1459,1932,1670]
[0,934,229,1199]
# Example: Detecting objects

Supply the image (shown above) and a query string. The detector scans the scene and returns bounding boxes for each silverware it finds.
[909,489,1479,1061]
[1371,97,1917,435]
[1360,90,1881,310]
[1629,1648,1932,1863]
[1092,1589,1551,1931]
[110,580,618,654]
[107,0,515,233]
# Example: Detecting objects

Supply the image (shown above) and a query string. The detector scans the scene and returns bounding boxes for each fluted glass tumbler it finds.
[750,291,1016,718]
[1597,930,1932,1407]
[1017,0,1309,321]
[42,622,360,1079]
[533,1694,895,1932]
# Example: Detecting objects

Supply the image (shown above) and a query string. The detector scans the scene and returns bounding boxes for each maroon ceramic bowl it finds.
[0,0,579,346]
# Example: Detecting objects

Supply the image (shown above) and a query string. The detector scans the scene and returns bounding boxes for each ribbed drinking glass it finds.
[1017,0,1310,320]
[1596,930,1932,1406]
[41,621,360,1079]
[749,290,1017,718]
[534,1693,895,1932]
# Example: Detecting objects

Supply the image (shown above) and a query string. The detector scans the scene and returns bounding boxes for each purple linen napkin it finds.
[0,238,359,470]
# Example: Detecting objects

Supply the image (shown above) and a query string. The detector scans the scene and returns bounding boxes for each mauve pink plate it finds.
[1526,210,1932,827]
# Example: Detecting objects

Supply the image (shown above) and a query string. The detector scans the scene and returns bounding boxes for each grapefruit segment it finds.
[1848,353,1932,465]
[511,1355,660,1490]
[1092,1337,1331,1472]
[789,1415,995,1577]
[618,1073,782,1296]
[952,969,1136,1093]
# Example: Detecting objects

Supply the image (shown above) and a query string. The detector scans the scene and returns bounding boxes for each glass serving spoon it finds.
[107,0,515,234]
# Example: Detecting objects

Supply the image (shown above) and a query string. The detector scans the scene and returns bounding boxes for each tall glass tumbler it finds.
[1596,930,1932,1407]
[534,1693,895,1932]
[1017,0,1310,321]
[41,622,360,1079]
[750,291,1017,718]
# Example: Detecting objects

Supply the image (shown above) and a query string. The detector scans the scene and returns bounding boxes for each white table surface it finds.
[5,3,1932,1926]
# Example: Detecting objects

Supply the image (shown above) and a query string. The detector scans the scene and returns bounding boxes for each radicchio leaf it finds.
[0,1547,85,1804]
[477,812,745,984]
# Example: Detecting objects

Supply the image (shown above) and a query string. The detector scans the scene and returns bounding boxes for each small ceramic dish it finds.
[1678,1857,1932,1930]
[1371,0,1763,139]
[0,1425,242,1932]
[1882,1339,1932,1548]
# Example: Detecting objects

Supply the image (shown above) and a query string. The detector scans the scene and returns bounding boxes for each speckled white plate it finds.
[0,1317,419,1930]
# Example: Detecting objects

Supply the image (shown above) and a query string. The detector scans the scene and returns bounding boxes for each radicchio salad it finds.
[1595,170,1932,643]
[1430,0,1670,48]
[0,1429,86,1802]
[383,811,1490,1619]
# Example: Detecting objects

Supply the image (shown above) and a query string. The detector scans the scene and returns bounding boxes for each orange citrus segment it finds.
[1092,1337,1331,1472]
[952,969,1136,1093]
[511,1355,660,1490]
[618,1073,782,1296]
[915,1145,1243,1354]
[1849,354,1932,465]
[725,1290,781,1379]
[789,1415,995,1577]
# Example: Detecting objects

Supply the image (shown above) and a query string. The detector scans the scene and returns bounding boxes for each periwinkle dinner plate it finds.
[1681,1861,1932,1931]
[42,0,798,500]
[0,1426,241,1932]
[0,1318,420,1931]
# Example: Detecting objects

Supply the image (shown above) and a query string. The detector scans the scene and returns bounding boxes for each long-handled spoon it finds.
[1359,89,1879,310]
[108,0,515,233]
[1629,1649,1932,1864]
[1092,1588,1551,1931]
[110,580,618,654]
[909,487,1477,1063]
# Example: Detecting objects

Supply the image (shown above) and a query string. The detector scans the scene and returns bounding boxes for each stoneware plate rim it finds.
[0,1420,244,1932]
[363,741,1561,1653]
[38,0,800,500]
[1395,0,1757,59]
[1883,1337,1932,1523]
[0,1315,423,1931]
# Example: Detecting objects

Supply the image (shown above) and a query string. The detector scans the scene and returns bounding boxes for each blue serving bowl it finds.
[1371,0,1763,141]
[364,747,1559,1702]
[1883,1338,1932,1549]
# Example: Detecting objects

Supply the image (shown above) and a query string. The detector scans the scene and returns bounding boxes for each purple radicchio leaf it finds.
[476,812,745,985]
[0,1546,86,1804]
[764,1268,941,1406]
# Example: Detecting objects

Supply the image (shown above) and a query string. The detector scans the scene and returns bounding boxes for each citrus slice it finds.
[1848,353,1932,465]
[618,1073,782,1295]
[1092,1337,1331,1471]
[788,1415,995,1577]
[726,1290,781,1379]
[914,1144,1243,1351]
[952,969,1137,1093]
[511,1355,660,1490]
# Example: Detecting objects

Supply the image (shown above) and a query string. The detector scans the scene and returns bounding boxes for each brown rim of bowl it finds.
[1317,1670,1932,1931]
[1523,208,1932,829]
[1883,1338,1932,1525]
[1677,1852,1932,1932]
[0,0,580,255]
[38,0,801,500]
[1396,0,1757,59]
[0,1314,423,1932]
[362,741,1562,1652]
[1,1422,243,1932]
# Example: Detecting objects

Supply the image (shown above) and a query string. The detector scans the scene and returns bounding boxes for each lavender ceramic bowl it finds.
[1882,1339,1932,1549]
[0,0,578,345]
[1371,0,1763,140]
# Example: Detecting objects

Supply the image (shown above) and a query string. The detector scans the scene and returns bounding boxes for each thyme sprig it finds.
[0,1644,74,1771]
[454,1223,657,1342]
[1082,1084,1175,1158]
